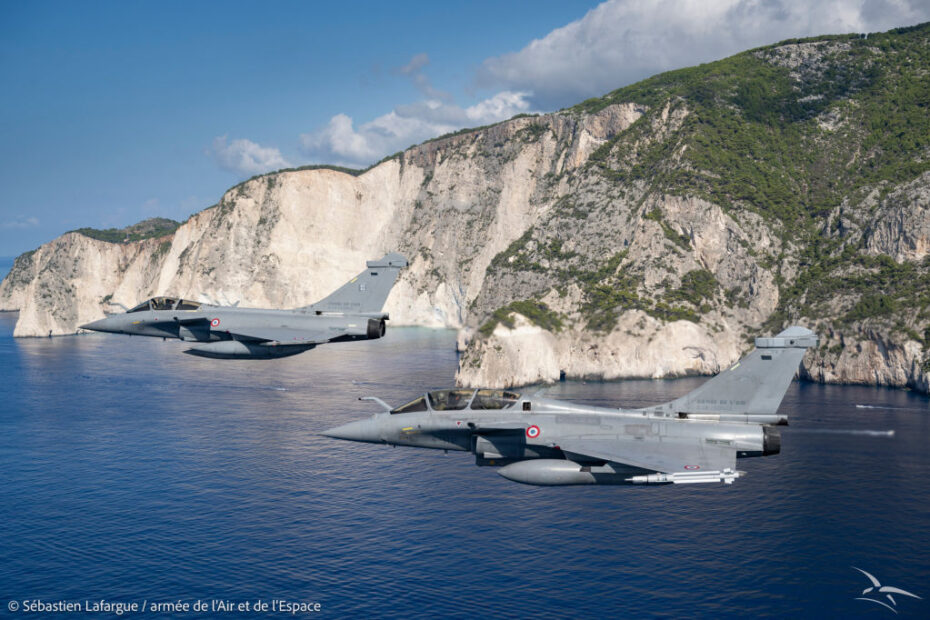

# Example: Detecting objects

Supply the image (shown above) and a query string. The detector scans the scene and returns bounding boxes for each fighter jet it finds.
[80,253,408,359]
[323,326,817,485]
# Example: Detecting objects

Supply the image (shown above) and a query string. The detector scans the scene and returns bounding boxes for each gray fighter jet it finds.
[81,253,407,359]
[323,326,817,485]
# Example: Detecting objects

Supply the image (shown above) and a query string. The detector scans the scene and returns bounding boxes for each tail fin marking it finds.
[306,253,408,314]
[667,326,817,421]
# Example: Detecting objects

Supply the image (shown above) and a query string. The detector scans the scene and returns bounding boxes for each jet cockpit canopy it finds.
[389,389,521,414]
[127,297,202,313]
[471,389,521,409]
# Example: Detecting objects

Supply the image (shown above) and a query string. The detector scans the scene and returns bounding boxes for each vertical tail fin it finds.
[667,326,818,424]
[306,253,408,314]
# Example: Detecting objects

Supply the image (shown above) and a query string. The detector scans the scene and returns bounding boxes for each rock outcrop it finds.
[0,105,642,337]
[4,24,930,392]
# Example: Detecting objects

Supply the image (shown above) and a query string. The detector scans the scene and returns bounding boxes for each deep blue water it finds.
[1,314,928,618]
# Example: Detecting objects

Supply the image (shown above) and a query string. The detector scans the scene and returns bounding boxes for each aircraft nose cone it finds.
[321,418,381,443]
[81,318,116,333]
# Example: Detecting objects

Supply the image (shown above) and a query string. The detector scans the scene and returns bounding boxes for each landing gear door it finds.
[473,432,526,466]
[178,323,211,342]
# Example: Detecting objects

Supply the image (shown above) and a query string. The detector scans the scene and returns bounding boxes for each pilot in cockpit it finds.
[447,391,465,409]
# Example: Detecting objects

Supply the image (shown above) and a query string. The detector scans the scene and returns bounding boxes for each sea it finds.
[0,315,928,618]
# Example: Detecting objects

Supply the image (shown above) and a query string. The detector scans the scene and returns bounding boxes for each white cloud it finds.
[397,52,451,101]
[298,52,536,168]
[1,216,39,229]
[214,3,930,173]
[399,53,430,76]
[465,91,534,123]
[477,0,930,108]
[210,136,292,177]
[300,90,533,168]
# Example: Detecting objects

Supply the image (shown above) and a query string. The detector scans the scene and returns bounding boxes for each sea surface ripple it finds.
[1,314,928,618]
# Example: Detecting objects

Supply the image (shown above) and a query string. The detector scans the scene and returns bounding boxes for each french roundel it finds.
[526,425,540,439]
[684,464,701,470]
[210,318,221,327]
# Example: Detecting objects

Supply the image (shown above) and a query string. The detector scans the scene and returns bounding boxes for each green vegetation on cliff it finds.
[8,21,930,395]
[73,217,180,244]
[581,24,930,230]
[479,300,564,337]
[479,22,930,339]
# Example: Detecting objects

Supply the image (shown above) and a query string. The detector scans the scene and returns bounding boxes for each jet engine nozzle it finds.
[762,425,781,456]
[367,318,386,339]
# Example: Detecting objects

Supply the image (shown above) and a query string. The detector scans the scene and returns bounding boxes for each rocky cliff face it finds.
[3,24,930,392]
[0,104,641,336]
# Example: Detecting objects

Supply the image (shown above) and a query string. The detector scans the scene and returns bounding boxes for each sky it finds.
[1,0,928,257]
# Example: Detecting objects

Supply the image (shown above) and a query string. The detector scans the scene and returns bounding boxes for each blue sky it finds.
[2,0,928,257]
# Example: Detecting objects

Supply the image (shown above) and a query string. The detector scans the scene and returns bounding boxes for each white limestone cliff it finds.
[1,106,640,338]
[3,97,930,393]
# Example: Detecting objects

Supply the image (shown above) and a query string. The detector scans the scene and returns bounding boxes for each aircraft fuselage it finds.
[324,391,778,485]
